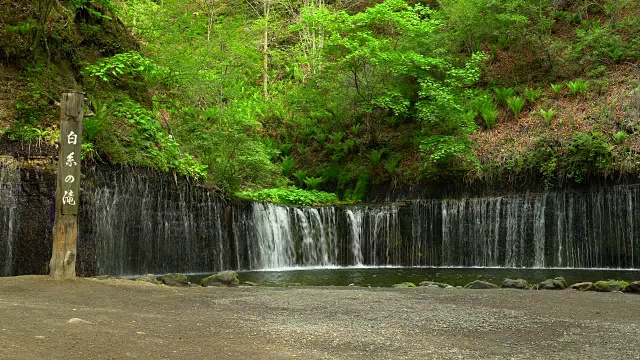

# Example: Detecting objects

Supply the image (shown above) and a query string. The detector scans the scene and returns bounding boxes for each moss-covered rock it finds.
[594,280,628,292]
[538,277,567,290]
[392,282,416,288]
[201,271,239,287]
[161,273,189,287]
[419,281,450,288]
[569,282,594,291]
[501,278,529,289]
[625,281,640,293]
[464,280,498,289]
[136,274,158,284]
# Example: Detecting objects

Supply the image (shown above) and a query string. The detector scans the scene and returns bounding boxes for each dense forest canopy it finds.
[1,0,639,203]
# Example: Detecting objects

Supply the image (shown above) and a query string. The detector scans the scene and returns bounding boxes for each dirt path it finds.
[0,276,638,360]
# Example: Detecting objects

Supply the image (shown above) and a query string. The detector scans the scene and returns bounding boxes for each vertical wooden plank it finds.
[50,90,83,280]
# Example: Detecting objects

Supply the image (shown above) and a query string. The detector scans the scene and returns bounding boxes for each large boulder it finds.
[501,278,529,289]
[464,280,498,289]
[625,281,640,293]
[201,271,240,287]
[161,273,189,287]
[538,277,567,290]
[569,282,594,291]
[419,281,450,288]
[594,280,628,292]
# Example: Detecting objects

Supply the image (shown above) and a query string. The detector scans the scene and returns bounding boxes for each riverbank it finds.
[0,276,638,359]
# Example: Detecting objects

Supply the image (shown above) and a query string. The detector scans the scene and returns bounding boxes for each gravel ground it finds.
[0,276,639,360]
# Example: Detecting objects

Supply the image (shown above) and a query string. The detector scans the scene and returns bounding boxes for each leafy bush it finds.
[566,132,614,183]
[236,188,340,206]
[506,96,525,119]
[83,51,158,84]
[550,83,563,96]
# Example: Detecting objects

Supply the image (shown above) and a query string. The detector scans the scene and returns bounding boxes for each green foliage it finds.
[566,79,589,96]
[368,149,385,167]
[493,87,515,105]
[293,170,309,186]
[83,51,158,84]
[523,87,542,105]
[478,98,499,129]
[550,83,563,96]
[70,0,117,20]
[303,176,324,190]
[419,134,478,179]
[613,131,628,144]
[506,96,525,119]
[108,98,207,179]
[539,109,557,126]
[566,132,614,183]
[281,156,294,177]
[236,188,340,206]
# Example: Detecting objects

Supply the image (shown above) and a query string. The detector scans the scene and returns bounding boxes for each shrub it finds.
[303,176,324,190]
[550,83,563,96]
[281,156,294,177]
[236,188,340,206]
[506,96,525,119]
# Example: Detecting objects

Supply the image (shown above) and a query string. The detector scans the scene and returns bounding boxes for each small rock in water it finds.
[501,278,529,289]
[392,282,416,288]
[161,273,189,287]
[594,280,628,292]
[624,281,640,293]
[201,271,240,287]
[570,282,594,291]
[464,280,498,289]
[418,281,450,288]
[68,318,93,324]
[136,274,159,284]
[538,277,567,290]
[243,281,258,287]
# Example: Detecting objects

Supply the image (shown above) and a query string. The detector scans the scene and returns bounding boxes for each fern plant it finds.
[539,109,557,126]
[281,156,294,177]
[550,83,563,96]
[304,176,324,190]
[506,97,526,119]
[479,100,499,129]
[566,79,589,96]
[523,87,542,105]
[368,149,385,166]
[494,87,516,105]
[613,131,627,144]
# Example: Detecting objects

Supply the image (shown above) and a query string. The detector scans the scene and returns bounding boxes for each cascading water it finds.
[2,164,640,276]
[0,160,19,276]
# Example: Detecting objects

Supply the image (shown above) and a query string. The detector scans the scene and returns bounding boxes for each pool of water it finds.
[199,267,640,287]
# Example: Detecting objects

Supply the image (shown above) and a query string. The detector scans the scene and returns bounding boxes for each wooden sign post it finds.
[50,90,83,280]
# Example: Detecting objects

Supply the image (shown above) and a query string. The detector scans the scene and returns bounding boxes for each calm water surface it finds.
[193,267,640,287]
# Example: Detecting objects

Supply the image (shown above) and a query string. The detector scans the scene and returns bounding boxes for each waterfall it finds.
[0,161,19,276]
[346,208,364,265]
[2,164,640,276]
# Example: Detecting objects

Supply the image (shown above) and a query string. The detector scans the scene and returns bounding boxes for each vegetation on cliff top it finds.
[1,0,640,203]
